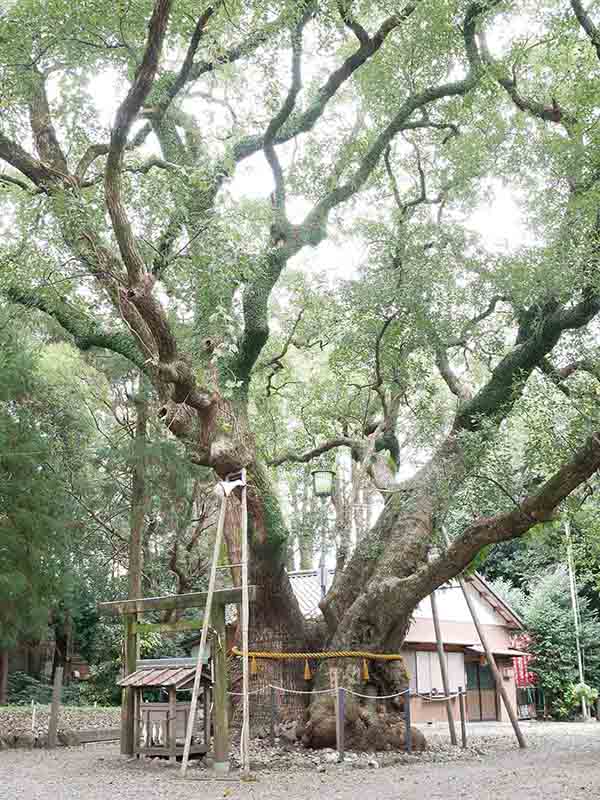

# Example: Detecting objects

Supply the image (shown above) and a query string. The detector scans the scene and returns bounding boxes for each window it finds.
[415,651,466,694]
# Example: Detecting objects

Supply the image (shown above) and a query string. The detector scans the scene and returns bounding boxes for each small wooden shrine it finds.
[118,657,211,760]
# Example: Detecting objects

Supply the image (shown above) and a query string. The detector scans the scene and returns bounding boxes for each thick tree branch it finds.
[105,0,173,286]
[479,32,575,127]
[0,131,60,189]
[230,6,418,167]
[406,429,600,598]
[337,0,370,45]
[570,0,600,60]
[263,11,310,224]
[267,437,360,467]
[298,2,494,241]
[454,294,600,432]
[6,287,148,371]
[27,67,69,173]
[234,2,495,387]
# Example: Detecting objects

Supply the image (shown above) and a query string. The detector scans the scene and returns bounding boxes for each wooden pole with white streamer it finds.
[180,484,228,777]
[240,468,251,777]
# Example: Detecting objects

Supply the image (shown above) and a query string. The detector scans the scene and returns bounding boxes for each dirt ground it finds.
[0,720,599,800]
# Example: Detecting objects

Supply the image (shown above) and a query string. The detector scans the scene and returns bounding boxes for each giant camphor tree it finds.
[3,0,600,747]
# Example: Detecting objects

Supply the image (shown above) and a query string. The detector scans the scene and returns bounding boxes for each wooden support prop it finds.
[458,686,468,748]
[121,614,137,755]
[404,690,412,753]
[461,577,526,748]
[169,687,177,763]
[212,603,229,773]
[442,528,525,749]
[337,687,345,762]
[48,666,63,749]
[98,586,254,617]
[430,588,458,746]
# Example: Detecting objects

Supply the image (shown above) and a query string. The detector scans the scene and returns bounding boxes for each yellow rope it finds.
[231,648,402,662]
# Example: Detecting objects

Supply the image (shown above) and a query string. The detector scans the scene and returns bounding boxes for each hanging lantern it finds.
[311,469,336,498]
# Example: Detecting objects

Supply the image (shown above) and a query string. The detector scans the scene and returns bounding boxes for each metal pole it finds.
[430,588,458,745]
[458,686,467,748]
[270,686,277,745]
[404,690,412,753]
[566,520,589,720]
[240,469,251,777]
[180,487,228,777]
[48,666,63,749]
[337,687,345,762]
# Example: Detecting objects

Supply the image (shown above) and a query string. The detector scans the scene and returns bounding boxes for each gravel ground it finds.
[0,721,598,800]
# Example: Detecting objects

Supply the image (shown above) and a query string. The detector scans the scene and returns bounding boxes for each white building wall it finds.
[412,583,507,627]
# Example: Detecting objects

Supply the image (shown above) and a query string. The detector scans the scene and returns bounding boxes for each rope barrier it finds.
[346,688,409,700]
[416,692,461,701]
[228,683,411,699]
[266,684,337,696]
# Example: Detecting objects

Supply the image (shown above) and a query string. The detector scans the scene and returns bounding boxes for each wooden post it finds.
[120,614,137,755]
[48,666,63,749]
[0,649,8,705]
[169,687,177,763]
[430,588,458,746]
[458,686,467,748]
[133,688,140,756]
[212,604,229,774]
[459,575,526,748]
[404,690,412,753]
[270,686,277,745]
[203,687,210,746]
[337,687,345,762]
[596,696,599,722]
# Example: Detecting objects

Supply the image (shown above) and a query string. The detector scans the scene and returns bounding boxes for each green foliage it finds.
[7,671,83,706]
[494,568,600,719]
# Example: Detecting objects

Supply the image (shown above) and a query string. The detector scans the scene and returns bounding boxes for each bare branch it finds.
[264,309,305,396]
[230,6,419,166]
[435,348,473,402]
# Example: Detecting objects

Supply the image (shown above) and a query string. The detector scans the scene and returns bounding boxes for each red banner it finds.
[512,634,536,687]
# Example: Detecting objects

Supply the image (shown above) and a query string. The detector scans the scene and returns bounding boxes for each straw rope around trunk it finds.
[231,648,404,682]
